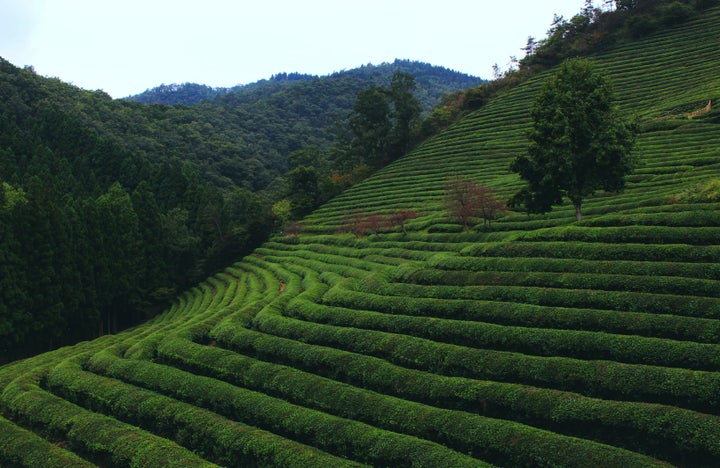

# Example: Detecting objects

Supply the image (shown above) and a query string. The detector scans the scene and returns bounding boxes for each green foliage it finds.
[158,328,665,467]
[46,355,351,468]
[1,369,216,467]
[345,72,423,168]
[510,58,638,220]
[287,165,321,217]
[0,414,93,467]
[272,198,293,229]
[127,82,230,105]
[669,179,720,203]
[658,1,696,24]
[87,346,480,467]
[214,293,715,464]
[253,294,720,414]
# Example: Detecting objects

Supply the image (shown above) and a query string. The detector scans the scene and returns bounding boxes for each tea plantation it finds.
[2,6,720,467]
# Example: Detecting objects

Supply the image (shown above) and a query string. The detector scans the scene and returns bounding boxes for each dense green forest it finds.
[0,59,479,361]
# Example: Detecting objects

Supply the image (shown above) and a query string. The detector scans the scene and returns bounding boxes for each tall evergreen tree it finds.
[0,183,29,361]
[349,86,392,167]
[93,183,145,332]
[389,72,422,156]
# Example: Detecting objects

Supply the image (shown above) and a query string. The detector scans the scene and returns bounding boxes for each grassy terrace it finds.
[2,6,720,467]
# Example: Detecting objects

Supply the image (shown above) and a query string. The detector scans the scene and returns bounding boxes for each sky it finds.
[1,0,594,98]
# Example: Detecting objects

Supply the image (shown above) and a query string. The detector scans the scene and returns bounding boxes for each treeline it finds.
[0,129,271,363]
[127,59,481,110]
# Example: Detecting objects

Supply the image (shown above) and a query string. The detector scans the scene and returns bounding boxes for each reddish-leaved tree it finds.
[445,177,507,230]
[388,210,418,234]
[477,185,507,229]
[365,214,385,236]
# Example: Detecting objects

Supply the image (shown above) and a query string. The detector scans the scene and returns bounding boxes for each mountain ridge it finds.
[125,59,483,108]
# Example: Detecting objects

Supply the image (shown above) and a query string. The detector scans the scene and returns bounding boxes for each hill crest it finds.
[125,59,483,107]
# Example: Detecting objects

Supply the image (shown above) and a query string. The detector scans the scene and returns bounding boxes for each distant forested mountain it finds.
[127,82,231,105]
[127,60,481,110]
[0,57,479,361]
[120,60,482,191]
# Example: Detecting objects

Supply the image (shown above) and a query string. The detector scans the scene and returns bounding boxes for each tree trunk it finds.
[575,204,583,221]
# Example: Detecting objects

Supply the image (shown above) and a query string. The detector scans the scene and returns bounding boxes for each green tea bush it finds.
[45,356,353,468]
[401,268,720,298]
[578,209,720,227]
[512,225,720,245]
[0,414,93,468]
[212,313,720,465]
[1,371,215,467]
[461,241,720,263]
[157,334,670,468]
[251,311,720,413]
[364,280,720,319]
[287,298,720,370]
[323,283,720,342]
[87,348,481,467]
[429,253,720,280]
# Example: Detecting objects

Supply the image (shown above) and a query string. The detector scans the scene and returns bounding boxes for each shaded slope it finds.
[1,6,720,467]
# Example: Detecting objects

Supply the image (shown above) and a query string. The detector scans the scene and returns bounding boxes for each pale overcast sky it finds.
[1,0,595,98]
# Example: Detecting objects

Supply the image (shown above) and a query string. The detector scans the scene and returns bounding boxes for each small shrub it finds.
[669,179,720,203]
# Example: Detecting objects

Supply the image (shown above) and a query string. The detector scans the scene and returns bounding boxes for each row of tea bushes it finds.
[85,346,481,467]
[209,285,718,465]
[158,321,670,467]
[46,354,352,468]
[323,280,720,342]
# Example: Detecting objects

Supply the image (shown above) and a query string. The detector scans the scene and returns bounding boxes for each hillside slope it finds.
[2,6,720,467]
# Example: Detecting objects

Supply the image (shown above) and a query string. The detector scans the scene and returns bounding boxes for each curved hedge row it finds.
[0,414,93,468]
[45,355,354,468]
[428,253,720,280]
[460,241,720,263]
[156,331,672,467]
[85,347,482,467]
[362,280,720,319]
[322,280,720,342]
[510,225,720,245]
[402,267,720,298]
[287,296,720,371]
[250,305,720,413]
[210,304,719,465]
[1,370,216,468]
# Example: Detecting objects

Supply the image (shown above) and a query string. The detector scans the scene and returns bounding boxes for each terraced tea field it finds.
[2,6,720,467]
